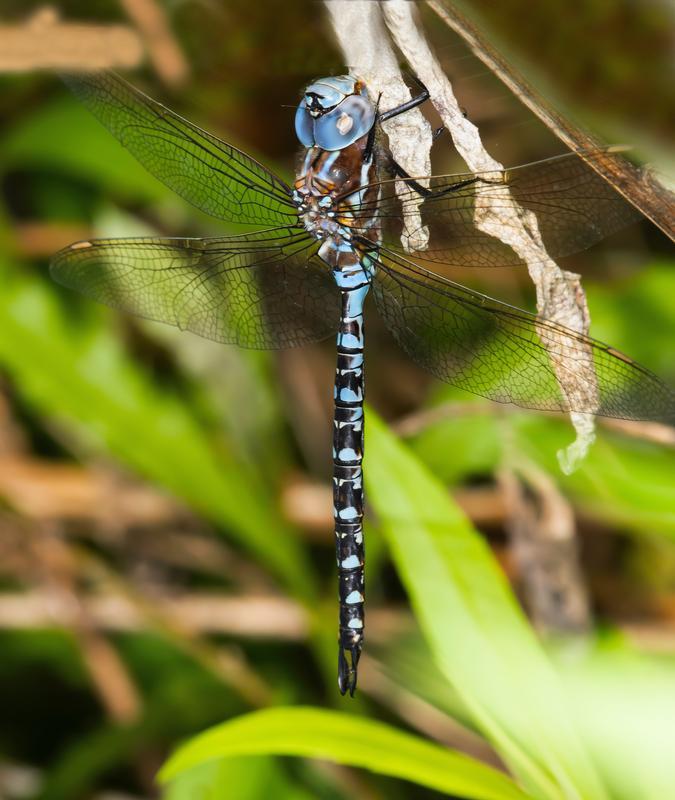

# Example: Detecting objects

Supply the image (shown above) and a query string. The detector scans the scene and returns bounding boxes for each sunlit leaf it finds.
[364,410,608,800]
[163,756,314,800]
[554,639,675,800]
[160,706,532,800]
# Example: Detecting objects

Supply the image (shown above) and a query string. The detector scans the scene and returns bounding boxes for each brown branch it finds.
[0,590,286,638]
[0,7,143,72]
[601,417,675,447]
[29,527,142,724]
[0,589,416,644]
[0,455,186,526]
[12,221,91,258]
[621,622,675,653]
[119,0,189,87]
[426,0,675,241]
[498,465,591,634]
[282,475,507,530]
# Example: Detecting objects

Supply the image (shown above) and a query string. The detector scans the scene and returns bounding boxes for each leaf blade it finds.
[160,707,532,800]
[364,409,609,800]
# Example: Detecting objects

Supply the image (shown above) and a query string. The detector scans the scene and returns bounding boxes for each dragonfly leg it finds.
[390,159,485,199]
[363,93,382,163]
[379,75,430,123]
[366,78,438,164]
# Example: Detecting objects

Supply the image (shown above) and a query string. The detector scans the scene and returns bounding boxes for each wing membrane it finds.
[372,249,674,424]
[63,72,299,227]
[349,151,640,268]
[51,229,339,349]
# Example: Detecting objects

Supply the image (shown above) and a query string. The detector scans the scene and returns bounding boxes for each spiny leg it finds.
[390,159,484,199]
[377,75,473,194]
[378,75,430,123]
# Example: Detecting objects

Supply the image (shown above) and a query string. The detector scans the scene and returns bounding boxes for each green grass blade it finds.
[555,640,675,800]
[364,410,608,800]
[163,756,314,800]
[0,260,313,599]
[160,707,532,800]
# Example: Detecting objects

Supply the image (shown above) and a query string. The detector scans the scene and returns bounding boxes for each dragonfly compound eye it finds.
[313,95,375,151]
[295,76,375,151]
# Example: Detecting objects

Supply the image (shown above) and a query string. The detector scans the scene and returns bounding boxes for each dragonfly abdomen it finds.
[332,269,370,697]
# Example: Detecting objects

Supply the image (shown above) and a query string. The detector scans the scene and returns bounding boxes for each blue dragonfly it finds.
[52,72,675,696]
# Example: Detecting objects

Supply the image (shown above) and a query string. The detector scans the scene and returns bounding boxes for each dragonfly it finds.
[52,72,675,696]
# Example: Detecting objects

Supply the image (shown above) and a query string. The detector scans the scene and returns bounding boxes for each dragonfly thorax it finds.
[293,137,379,252]
[293,187,347,242]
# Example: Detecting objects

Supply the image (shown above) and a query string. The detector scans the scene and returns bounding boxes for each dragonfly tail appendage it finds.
[333,285,368,696]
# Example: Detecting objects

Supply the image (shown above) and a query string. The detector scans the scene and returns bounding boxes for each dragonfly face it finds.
[51,72,674,697]
[294,75,376,151]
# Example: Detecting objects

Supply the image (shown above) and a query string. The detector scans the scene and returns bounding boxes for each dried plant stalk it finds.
[499,466,591,634]
[427,0,675,242]
[324,0,432,247]
[119,0,189,86]
[0,8,142,72]
[326,0,602,469]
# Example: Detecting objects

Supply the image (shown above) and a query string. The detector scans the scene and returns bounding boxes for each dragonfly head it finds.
[295,75,375,151]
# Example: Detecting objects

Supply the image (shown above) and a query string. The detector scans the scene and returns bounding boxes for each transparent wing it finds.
[371,249,675,424]
[51,229,339,349]
[348,150,641,268]
[63,72,300,228]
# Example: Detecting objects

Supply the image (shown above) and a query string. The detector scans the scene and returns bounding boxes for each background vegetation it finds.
[0,1,673,799]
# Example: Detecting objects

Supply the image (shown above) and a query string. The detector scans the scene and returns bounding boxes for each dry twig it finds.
[325,0,619,471]
[0,7,142,72]
[498,464,591,634]
[426,0,675,242]
[119,0,189,87]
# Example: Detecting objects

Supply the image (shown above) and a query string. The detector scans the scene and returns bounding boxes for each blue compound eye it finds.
[313,95,375,151]
[294,101,315,146]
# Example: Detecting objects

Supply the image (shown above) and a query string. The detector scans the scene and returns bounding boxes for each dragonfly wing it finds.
[371,250,675,424]
[351,150,641,268]
[51,229,338,349]
[62,72,299,228]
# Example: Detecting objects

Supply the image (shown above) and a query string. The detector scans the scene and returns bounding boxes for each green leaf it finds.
[364,410,608,800]
[554,639,675,800]
[0,258,314,600]
[160,707,532,800]
[411,404,502,484]
[1,96,168,205]
[410,407,675,539]
[163,756,314,800]
[511,416,675,537]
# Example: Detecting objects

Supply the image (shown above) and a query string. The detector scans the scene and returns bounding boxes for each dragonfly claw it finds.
[338,643,361,697]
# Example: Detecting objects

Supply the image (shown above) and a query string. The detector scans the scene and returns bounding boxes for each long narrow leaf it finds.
[364,410,608,800]
[0,260,314,600]
[160,706,532,800]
